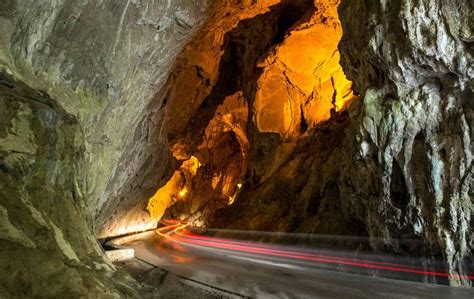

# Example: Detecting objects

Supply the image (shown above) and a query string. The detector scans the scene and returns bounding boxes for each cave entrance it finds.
[148,92,249,226]
[146,0,356,228]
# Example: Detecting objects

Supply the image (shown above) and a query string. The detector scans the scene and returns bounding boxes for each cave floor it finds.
[114,258,241,298]
[112,232,474,299]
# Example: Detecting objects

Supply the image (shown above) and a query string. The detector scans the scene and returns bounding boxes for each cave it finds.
[1,0,473,297]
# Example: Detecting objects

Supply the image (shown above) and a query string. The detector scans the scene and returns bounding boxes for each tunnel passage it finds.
[3,0,472,292]
[146,0,356,227]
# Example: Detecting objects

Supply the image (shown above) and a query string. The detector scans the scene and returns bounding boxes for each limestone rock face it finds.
[0,0,209,296]
[0,73,139,297]
[254,0,354,136]
[150,0,317,225]
[337,0,474,286]
[0,0,209,238]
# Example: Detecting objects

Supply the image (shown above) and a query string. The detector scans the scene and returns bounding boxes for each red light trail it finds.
[155,221,474,282]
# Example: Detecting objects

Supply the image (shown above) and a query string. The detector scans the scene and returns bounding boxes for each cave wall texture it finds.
[0,0,473,295]
[338,0,474,286]
[0,0,209,296]
[156,0,473,287]
[211,0,474,287]
[148,0,357,229]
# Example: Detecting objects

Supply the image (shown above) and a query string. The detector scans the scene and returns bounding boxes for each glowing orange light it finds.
[253,1,357,136]
[178,187,188,198]
[146,1,359,225]
[147,156,200,223]
[182,156,200,176]
[116,222,154,235]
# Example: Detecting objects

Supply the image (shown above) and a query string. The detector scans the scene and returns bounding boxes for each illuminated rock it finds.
[254,0,355,136]
[148,0,356,226]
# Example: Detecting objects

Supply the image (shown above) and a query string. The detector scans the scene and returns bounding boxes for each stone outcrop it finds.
[0,0,209,296]
[337,0,474,286]
[143,0,473,287]
[254,0,354,136]
[0,73,140,297]
[149,0,316,225]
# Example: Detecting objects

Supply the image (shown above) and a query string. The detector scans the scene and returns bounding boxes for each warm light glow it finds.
[182,156,200,176]
[116,222,155,236]
[228,195,236,205]
[227,183,242,205]
[178,187,188,198]
[147,171,182,221]
[147,156,201,222]
[147,1,357,224]
[211,175,222,190]
[254,0,356,136]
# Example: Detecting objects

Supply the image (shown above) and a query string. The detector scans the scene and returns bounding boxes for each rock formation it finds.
[337,0,474,286]
[0,0,472,295]
[148,0,356,230]
[0,0,209,296]
[213,0,474,287]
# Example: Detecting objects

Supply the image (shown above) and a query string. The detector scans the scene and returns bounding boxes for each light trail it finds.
[154,221,474,282]
[178,232,434,270]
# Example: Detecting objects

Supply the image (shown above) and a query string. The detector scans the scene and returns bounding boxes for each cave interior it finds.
[0,0,473,297]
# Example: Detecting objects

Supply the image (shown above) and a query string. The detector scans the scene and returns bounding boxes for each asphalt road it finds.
[112,224,474,298]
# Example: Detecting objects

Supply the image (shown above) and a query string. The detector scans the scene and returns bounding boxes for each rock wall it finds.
[337,0,473,286]
[0,0,209,296]
[147,0,357,229]
[0,73,139,297]
[147,0,309,225]
[211,0,473,287]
